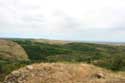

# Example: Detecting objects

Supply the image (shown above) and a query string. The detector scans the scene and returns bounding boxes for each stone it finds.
[95,72,105,79]
[26,65,33,70]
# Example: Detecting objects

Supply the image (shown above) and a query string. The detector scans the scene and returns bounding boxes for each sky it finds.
[0,0,125,42]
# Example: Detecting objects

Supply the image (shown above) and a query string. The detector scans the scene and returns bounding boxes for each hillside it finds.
[0,39,29,61]
[4,63,125,83]
[13,39,125,71]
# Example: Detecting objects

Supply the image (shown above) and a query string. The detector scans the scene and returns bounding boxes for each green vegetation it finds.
[0,60,31,81]
[13,39,125,71]
[0,39,125,81]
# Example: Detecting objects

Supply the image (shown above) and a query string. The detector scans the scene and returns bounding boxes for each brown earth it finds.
[0,39,29,61]
[4,63,125,83]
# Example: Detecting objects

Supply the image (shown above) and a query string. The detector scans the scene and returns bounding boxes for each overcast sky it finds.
[0,0,125,42]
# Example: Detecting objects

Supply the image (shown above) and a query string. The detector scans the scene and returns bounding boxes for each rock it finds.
[11,71,20,76]
[26,65,33,70]
[95,72,105,79]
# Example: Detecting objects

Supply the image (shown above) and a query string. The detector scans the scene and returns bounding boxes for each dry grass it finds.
[4,63,125,83]
[0,39,29,61]
[31,39,71,45]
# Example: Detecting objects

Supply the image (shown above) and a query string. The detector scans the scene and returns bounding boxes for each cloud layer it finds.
[0,0,125,42]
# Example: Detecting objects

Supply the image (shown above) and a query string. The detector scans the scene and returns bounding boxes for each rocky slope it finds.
[4,63,125,83]
[0,39,29,61]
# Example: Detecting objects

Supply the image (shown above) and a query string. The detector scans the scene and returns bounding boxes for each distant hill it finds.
[31,39,71,45]
[4,63,125,83]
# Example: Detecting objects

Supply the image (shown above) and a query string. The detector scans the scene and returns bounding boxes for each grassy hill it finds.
[0,39,29,61]
[0,38,125,81]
